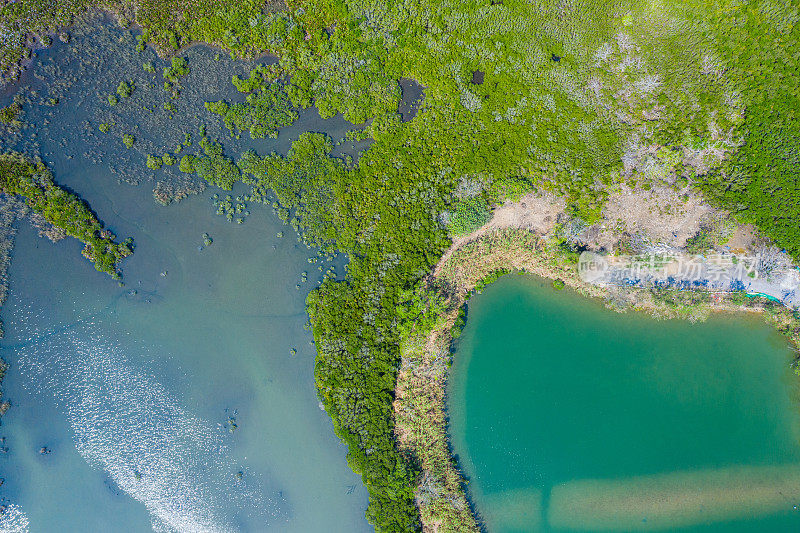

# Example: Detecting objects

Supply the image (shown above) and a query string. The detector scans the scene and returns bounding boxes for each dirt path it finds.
[434,191,564,276]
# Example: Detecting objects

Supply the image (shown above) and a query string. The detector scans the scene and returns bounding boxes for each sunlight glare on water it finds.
[3,304,283,533]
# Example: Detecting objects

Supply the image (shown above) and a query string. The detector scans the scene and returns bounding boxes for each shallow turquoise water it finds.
[448,275,800,532]
[0,17,371,533]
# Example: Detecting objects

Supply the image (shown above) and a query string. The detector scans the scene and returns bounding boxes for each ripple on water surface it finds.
[2,305,284,533]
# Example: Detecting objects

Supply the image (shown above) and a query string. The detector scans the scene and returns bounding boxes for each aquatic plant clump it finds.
[212,195,250,223]
[146,154,163,170]
[116,80,134,98]
[0,103,22,127]
[162,56,189,83]
[232,63,282,93]
[0,152,131,277]
[205,83,298,139]
[192,138,240,190]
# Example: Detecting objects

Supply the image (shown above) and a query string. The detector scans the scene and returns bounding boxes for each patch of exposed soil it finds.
[725,224,758,253]
[596,185,717,250]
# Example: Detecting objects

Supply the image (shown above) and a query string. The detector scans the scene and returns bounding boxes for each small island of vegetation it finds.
[0,152,131,278]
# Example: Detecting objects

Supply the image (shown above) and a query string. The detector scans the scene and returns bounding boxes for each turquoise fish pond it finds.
[448,274,800,532]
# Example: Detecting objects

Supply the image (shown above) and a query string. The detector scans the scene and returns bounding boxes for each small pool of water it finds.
[448,275,800,532]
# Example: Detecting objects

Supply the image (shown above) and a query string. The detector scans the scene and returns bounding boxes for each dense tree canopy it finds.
[0,152,131,277]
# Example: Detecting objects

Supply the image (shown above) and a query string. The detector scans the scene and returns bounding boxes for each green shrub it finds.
[0,152,131,277]
[190,138,239,189]
[146,154,163,170]
[474,269,510,293]
[163,56,189,83]
[448,197,492,236]
[685,230,713,254]
[178,155,195,173]
[116,80,133,98]
[205,83,298,139]
[0,103,21,126]
[450,306,467,339]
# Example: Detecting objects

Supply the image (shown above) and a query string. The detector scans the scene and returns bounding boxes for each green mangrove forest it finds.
[0,152,131,277]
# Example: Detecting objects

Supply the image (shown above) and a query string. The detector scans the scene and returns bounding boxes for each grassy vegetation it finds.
[694,9,800,256]
[395,299,478,532]
[146,153,163,169]
[188,138,240,190]
[0,152,132,277]
[116,80,134,98]
[684,217,735,255]
[0,0,89,82]
[392,229,593,530]
[162,56,189,81]
[447,197,492,237]
[0,102,22,127]
[139,2,800,529]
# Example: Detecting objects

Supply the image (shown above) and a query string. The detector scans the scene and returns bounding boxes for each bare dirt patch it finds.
[726,224,758,253]
[597,185,718,250]
[435,191,565,276]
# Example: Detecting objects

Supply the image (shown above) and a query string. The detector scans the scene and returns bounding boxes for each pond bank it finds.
[395,223,800,532]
